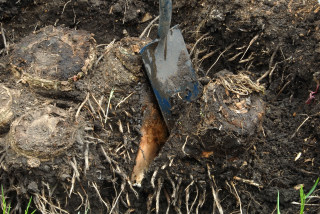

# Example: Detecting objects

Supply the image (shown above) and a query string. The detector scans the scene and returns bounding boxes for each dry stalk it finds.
[231,181,243,214]
[166,170,177,200]
[126,150,131,162]
[185,180,195,214]
[75,191,84,211]
[173,177,182,207]
[291,201,320,206]
[61,0,72,15]
[125,192,131,207]
[100,145,116,165]
[69,157,80,197]
[208,164,224,214]
[206,44,234,76]
[273,78,292,101]
[190,184,199,214]
[75,92,89,122]
[290,114,310,139]
[118,119,123,133]
[147,191,156,214]
[151,168,159,188]
[190,33,209,56]
[84,141,89,174]
[109,181,125,214]
[115,143,125,154]
[257,62,278,84]
[156,177,164,214]
[124,208,136,214]
[0,23,8,55]
[91,94,106,117]
[257,52,292,84]
[115,92,135,109]
[239,52,255,63]
[163,188,171,214]
[139,15,160,39]
[185,182,191,214]
[101,145,139,200]
[91,181,111,211]
[182,135,189,156]
[175,188,183,214]
[0,153,5,164]
[95,39,116,67]
[218,73,264,96]
[86,135,105,144]
[195,49,218,73]
[104,87,115,124]
[127,122,130,134]
[196,184,206,214]
[91,93,105,123]
[233,176,263,188]
[239,34,259,61]
[86,98,97,118]
[147,24,159,38]
[228,52,243,62]
[34,191,69,214]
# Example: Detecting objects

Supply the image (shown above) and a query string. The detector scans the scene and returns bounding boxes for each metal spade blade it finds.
[140,0,200,131]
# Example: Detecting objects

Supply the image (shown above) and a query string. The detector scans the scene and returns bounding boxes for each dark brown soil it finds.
[1,0,320,213]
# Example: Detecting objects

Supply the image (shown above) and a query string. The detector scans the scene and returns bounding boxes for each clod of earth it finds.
[153,70,266,182]
[9,26,96,97]
[200,70,265,136]
[102,37,150,87]
[0,84,13,133]
[8,105,82,164]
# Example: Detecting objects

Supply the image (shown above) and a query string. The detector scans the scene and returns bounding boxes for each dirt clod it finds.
[9,26,96,96]
[0,85,13,133]
[8,105,81,161]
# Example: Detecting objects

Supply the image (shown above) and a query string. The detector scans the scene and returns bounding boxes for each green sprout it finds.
[1,186,11,214]
[277,190,280,214]
[25,196,36,214]
[277,178,319,214]
[1,185,36,214]
[299,177,319,214]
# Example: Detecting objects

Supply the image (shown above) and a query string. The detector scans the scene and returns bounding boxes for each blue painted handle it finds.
[158,0,172,40]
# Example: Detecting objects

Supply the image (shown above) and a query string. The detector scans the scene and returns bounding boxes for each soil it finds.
[1,0,320,213]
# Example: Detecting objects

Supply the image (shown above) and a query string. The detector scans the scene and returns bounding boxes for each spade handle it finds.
[158,0,172,41]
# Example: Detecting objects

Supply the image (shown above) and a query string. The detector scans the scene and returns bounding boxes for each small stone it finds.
[27,157,41,168]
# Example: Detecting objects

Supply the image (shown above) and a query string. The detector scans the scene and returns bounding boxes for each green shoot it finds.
[77,207,90,214]
[277,190,281,214]
[25,196,36,214]
[1,185,36,214]
[299,177,319,214]
[1,186,11,214]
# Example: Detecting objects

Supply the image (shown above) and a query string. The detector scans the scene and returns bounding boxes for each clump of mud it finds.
[0,85,13,133]
[102,37,150,87]
[9,26,96,96]
[8,105,82,163]
[199,70,265,137]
